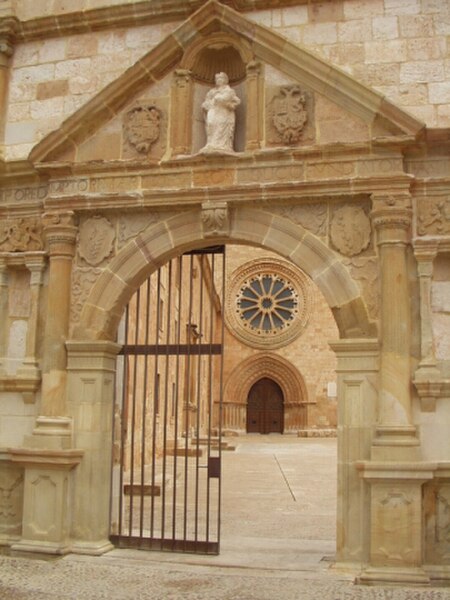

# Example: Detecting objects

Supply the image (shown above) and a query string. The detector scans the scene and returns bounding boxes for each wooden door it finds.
[246,378,284,434]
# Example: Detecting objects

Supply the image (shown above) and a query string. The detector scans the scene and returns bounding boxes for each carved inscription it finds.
[330,205,371,256]
[0,217,43,252]
[78,216,115,266]
[124,104,162,154]
[0,185,48,203]
[418,197,450,236]
[48,179,89,196]
[270,86,307,144]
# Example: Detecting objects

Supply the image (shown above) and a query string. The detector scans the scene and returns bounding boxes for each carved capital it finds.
[371,203,412,246]
[173,68,192,88]
[43,211,77,258]
[246,60,261,78]
[414,242,438,272]
[0,258,8,286]
[0,17,18,60]
[25,254,46,285]
[201,201,230,238]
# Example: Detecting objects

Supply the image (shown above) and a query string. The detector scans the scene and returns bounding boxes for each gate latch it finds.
[208,456,221,479]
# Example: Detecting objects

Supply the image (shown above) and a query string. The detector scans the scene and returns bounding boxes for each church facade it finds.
[0,0,449,587]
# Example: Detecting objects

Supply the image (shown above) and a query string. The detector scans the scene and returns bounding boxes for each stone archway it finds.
[223,352,308,433]
[66,204,378,567]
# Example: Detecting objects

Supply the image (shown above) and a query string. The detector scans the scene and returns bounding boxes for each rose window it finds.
[226,259,312,349]
[237,275,298,333]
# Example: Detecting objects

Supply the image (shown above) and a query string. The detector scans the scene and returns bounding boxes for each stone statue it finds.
[200,72,240,154]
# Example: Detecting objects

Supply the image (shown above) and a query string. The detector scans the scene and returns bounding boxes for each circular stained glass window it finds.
[226,259,312,349]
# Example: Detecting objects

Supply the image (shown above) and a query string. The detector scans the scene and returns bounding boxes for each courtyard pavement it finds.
[1,435,449,599]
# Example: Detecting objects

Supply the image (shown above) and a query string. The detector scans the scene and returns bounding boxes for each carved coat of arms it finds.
[124,104,162,154]
[78,216,115,266]
[271,86,307,144]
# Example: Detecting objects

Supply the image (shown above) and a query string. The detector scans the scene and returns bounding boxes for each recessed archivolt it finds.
[223,352,308,407]
[74,207,374,341]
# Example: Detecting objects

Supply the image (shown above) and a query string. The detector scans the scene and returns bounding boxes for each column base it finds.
[357,566,430,586]
[11,539,71,555]
[71,540,114,556]
[424,565,450,583]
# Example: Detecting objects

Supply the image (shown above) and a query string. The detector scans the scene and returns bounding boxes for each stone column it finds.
[0,257,8,375]
[170,69,193,156]
[31,211,77,448]
[17,253,46,382]
[413,242,441,411]
[370,193,419,460]
[245,60,262,151]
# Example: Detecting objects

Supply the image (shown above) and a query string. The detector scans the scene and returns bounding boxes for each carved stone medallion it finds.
[78,216,115,266]
[271,86,307,145]
[330,205,371,256]
[226,259,312,350]
[124,104,162,153]
[0,217,43,252]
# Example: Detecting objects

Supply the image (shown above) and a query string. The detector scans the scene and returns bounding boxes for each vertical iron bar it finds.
[217,248,226,550]
[183,254,194,548]
[205,251,215,544]
[118,303,129,538]
[161,259,173,546]
[194,255,204,545]
[172,256,183,545]
[150,268,161,540]
[139,276,151,538]
[128,287,141,537]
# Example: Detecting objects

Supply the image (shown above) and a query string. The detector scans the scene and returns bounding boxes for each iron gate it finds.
[110,246,225,554]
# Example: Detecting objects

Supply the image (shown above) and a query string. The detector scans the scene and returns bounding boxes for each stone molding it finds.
[223,351,308,408]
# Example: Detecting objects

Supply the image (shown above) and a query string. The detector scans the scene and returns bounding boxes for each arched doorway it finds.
[247,377,284,434]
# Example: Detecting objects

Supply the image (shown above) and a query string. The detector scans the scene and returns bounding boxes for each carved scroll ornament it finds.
[0,217,43,252]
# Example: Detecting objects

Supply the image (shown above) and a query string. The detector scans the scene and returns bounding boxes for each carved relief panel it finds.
[0,466,24,538]
[0,218,43,252]
[266,85,315,147]
[424,482,450,564]
[417,197,450,237]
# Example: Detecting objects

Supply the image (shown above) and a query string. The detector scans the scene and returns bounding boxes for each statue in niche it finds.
[200,72,240,154]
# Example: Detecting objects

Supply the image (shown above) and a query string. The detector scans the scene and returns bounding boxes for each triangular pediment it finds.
[29,0,425,164]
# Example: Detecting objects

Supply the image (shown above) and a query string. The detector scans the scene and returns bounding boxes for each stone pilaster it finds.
[170,69,193,156]
[0,18,16,157]
[370,193,419,460]
[0,257,8,375]
[17,253,46,385]
[31,211,77,447]
[413,242,441,412]
[245,60,262,151]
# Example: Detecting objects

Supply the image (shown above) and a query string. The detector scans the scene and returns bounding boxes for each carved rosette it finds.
[226,259,312,350]
[270,85,307,145]
[0,217,43,252]
[78,216,115,266]
[330,205,371,256]
[201,202,230,238]
[124,103,162,154]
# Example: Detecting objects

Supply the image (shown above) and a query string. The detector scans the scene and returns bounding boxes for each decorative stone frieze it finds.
[123,103,162,154]
[226,259,312,350]
[330,205,371,257]
[0,218,43,252]
[272,203,327,237]
[78,216,115,267]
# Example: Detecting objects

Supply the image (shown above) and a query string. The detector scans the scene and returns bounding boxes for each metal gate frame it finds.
[110,246,225,554]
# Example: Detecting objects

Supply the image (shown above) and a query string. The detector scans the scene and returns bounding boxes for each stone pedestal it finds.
[357,461,436,585]
[10,448,83,554]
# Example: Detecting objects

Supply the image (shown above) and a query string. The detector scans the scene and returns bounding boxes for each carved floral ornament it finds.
[226,259,312,350]
[201,201,230,238]
[330,205,371,257]
[78,216,115,267]
[124,103,162,153]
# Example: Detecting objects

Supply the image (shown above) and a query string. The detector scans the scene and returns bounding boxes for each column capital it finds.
[0,17,18,62]
[173,68,192,87]
[414,241,438,265]
[370,195,412,245]
[246,60,261,77]
[43,211,77,258]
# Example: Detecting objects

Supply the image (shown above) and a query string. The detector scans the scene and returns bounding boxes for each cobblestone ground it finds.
[2,437,449,599]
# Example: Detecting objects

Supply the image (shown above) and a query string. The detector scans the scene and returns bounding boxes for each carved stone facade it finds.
[0,0,449,590]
